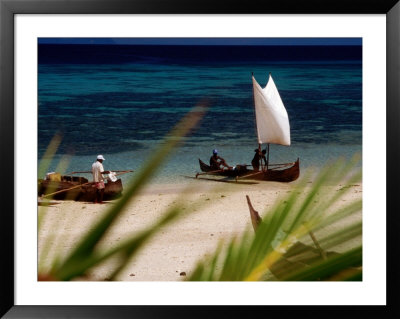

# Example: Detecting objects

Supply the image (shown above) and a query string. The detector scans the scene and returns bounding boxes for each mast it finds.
[251,72,259,143]
[265,72,271,172]
[252,72,262,171]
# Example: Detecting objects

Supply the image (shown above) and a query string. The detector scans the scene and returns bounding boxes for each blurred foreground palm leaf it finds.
[188,156,362,281]
[38,104,208,281]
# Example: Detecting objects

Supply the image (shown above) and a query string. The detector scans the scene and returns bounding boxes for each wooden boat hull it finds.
[199,159,249,177]
[244,158,300,182]
[198,158,300,183]
[38,176,123,201]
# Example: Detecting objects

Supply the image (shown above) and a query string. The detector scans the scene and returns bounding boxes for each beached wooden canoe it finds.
[198,158,300,183]
[38,175,123,201]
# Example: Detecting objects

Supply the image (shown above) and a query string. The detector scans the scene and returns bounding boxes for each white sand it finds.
[38,177,362,281]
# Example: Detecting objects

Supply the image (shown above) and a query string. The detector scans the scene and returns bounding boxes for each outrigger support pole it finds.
[266,143,270,171]
[67,170,134,175]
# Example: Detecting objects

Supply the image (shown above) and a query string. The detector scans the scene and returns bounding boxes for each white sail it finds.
[252,74,291,146]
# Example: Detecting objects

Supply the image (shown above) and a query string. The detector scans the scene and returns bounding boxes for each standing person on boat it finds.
[251,149,267,171]
[92,155,110,204]
[209,149,232,170]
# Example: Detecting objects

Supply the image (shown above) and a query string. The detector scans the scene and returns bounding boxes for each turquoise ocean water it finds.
[38,44,362,184]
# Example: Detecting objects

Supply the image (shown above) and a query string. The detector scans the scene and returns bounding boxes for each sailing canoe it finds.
[38,175,123,201]
[198,158,299,182]
[196,73,300,183]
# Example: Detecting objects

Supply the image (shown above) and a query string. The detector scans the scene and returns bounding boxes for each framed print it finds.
[1,0,399,318]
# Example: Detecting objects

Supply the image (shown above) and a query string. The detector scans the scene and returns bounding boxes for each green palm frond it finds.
[188,156,362,281]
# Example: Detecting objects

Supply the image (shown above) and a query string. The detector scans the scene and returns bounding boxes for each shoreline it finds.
[38,177,362,281]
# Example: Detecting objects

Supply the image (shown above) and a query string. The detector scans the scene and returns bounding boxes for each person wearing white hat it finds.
[91,155,110,203]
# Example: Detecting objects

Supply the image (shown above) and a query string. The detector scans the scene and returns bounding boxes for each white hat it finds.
[97,155,105,160]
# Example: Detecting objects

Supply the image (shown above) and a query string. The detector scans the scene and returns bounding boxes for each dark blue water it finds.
[38,44,362,183]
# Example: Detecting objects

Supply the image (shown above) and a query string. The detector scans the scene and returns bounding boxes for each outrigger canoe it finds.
[198,158,300,183]
[197,73,300,183]
[38,174,123,201]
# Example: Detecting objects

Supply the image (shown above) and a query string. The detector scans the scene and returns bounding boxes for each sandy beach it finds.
[38,176,362,281]
[36,40,363,283]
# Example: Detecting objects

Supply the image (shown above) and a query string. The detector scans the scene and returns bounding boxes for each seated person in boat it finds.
[210,149,232,170]
[92,154,110,204]
[251,149,267,171]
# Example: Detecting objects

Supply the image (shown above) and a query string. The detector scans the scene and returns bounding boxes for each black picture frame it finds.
[1,0,399,318]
